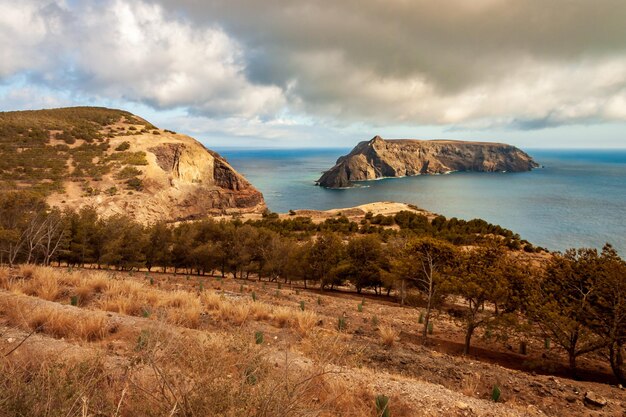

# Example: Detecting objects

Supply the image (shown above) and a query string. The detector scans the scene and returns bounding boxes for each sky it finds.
[1,0,626,149]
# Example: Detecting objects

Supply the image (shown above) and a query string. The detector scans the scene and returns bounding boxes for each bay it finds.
[218,148,626,254]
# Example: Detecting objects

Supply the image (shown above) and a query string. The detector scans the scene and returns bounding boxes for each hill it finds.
[0,107,265,222]
[317,136,538,188]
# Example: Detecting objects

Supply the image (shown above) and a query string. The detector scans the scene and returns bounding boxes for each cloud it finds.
[0,0,285,118]
[158,0,626,128]
[2,0,626,132]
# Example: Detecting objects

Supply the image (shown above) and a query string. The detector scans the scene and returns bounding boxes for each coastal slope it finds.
[317,136,538,188]
[0,107,265,222]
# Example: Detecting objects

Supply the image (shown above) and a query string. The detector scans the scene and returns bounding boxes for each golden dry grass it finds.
[294,310,319,337]
[0,267,9,289]
[272,306,293,328]
[0,295,110,342]
[379,325,398,348]
[200,291,223,310]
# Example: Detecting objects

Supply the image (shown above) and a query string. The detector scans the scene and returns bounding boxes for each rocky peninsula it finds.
[317,136,538,188]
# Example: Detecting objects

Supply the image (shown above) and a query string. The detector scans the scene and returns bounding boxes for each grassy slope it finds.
[1,266,623,416]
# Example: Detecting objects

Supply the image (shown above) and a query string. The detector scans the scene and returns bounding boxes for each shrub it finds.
[115,141,130,151]
[125,177,143,191]
[255,331,264,344]
[115,166,141,180]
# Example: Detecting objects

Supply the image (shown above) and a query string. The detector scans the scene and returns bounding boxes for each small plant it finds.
[491,385,501,402]
[317,296,321,305]
[149,277,154,286]
[252,292,257,302]
[275,289,280,296]
[418,311,424,324]
[371,315,379,326]
[255,331,264,345]
[199,282,204,291]
[135,330,150,351]
[544,337,551,349]
[300,301,305,311]
[70,296,78,306]
[277,283,282,290]
[142,308,150,318]
[357,303,363,312]
[375,395,390,417]
[427,321,434,335]
[485,328,493,340]
[337,316,346,331]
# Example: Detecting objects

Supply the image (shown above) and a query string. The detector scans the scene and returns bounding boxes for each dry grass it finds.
[200,291,223,310]
[294,310,319,337]
[0,295,111,341]
[162,292,202,328]
[272,306,293,328]
[379,325,399,348]
[461,372,482,397]
[0,267,9,289]
[217,300,252,325]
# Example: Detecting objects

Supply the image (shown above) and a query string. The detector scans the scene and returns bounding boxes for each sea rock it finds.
[317,136,538,188]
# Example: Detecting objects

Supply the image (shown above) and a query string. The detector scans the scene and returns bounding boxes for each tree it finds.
[528,248,604,373]
[337,234,388,293]
[144,222,172,272]
[445,245,515,355]
[586,244,626,384]
[396,237,456,339]
[100,215,146,270]
[304,232,344,290]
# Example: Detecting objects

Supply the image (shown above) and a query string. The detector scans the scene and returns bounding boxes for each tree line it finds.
[0,190,624,383]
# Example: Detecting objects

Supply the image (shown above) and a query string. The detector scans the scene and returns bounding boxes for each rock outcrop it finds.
[317,136,538,188]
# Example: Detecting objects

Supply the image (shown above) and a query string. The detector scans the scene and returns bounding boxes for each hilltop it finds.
[317,136,538,188]
[0,107,265,222]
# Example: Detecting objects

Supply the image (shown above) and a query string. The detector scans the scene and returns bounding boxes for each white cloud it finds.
[0,0,285,118]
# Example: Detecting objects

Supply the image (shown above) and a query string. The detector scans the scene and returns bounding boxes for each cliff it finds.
[317,136,538,188]
[0,107,265,222]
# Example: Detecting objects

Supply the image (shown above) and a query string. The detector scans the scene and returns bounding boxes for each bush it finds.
[115,141,130,151]
[126,177,143,191]
[115,166,142,180]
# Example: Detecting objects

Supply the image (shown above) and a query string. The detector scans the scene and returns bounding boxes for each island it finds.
[316,136,538,188]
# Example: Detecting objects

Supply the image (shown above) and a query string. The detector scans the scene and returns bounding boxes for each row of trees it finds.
[0,191,624,383]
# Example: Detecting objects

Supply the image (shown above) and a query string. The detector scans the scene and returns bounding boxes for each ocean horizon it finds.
[218,147,626,255]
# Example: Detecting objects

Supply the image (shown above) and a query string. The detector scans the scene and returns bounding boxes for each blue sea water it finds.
[218,148,626,254]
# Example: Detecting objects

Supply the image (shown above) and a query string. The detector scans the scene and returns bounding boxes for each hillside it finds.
[1,265,624,416]
[317,136,538,188]
[0,107,265,222]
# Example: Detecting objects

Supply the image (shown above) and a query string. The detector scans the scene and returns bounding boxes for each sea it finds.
[218,148,626,254]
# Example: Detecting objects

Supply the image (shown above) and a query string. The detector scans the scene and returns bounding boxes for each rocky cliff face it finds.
[317,136,538,188]
[11,107,269,223]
